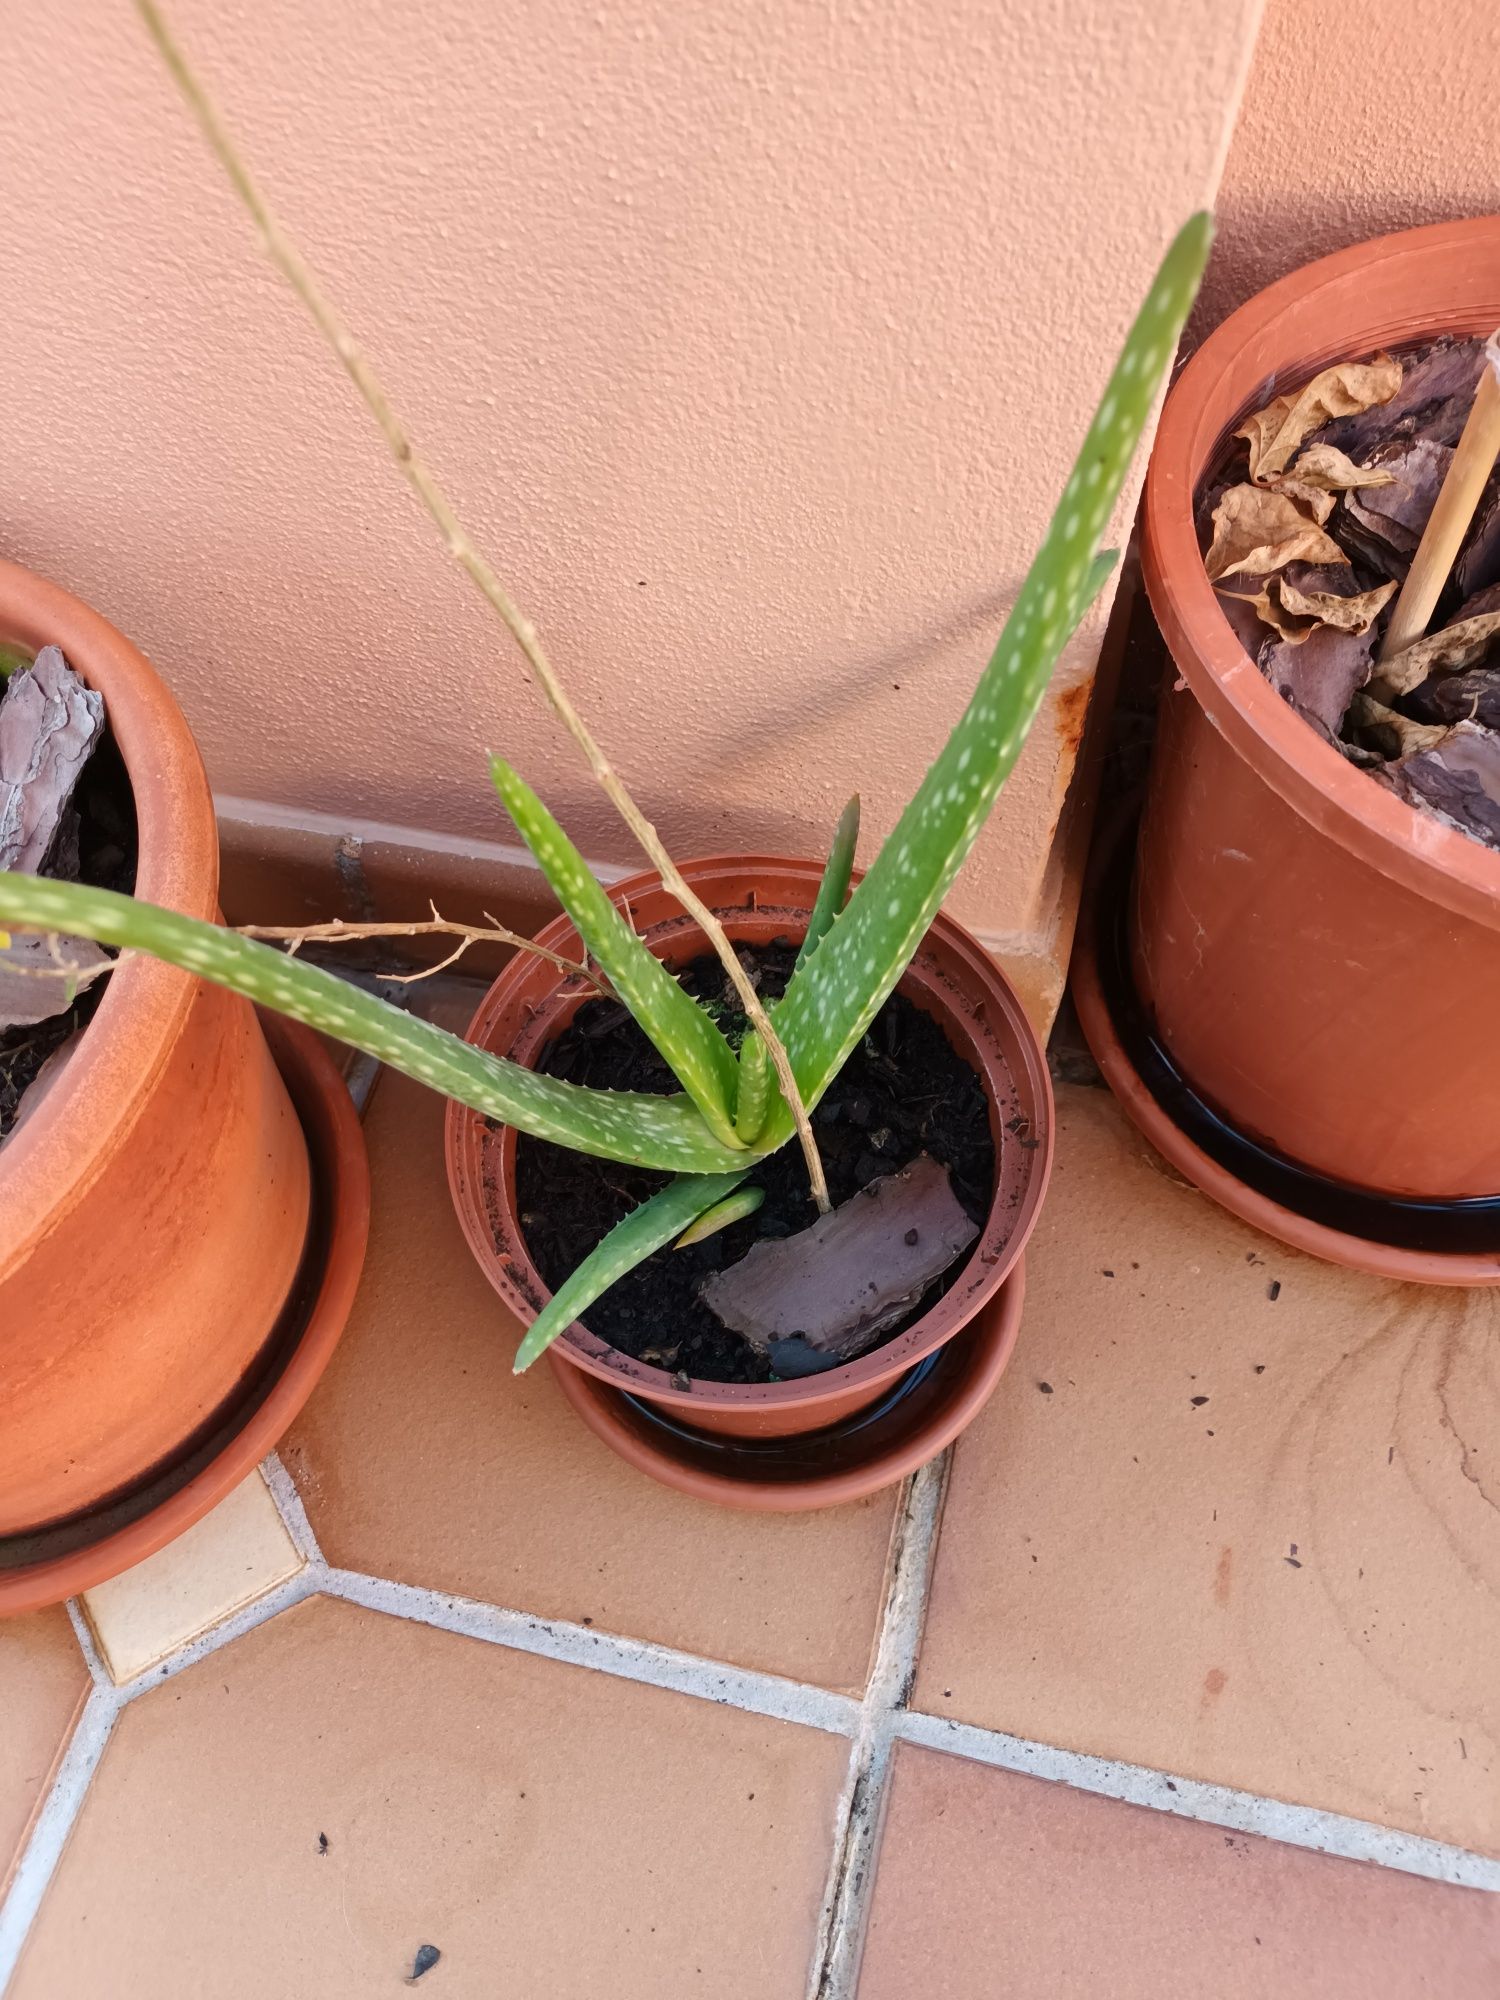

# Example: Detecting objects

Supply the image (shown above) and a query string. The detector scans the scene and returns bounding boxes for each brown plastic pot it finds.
[1137,218,1500,1207]
[446,854,1051,1448]
[0,560,314,1534]
[546,1262,1026,1511]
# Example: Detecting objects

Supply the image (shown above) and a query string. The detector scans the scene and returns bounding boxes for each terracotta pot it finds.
[1138,217,1500,1203]
[446,855,1051,1443]
[0,561,313,1534]
[0,1017,370,1614]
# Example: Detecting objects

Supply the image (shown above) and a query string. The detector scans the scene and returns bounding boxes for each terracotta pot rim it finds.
[1072,817,1500,1286]
[0,1017,371,1616]
[1142,215,1500,934]
[445,852,1053,1413]
[0,558,219,1271]
[546,1260,1026,1511]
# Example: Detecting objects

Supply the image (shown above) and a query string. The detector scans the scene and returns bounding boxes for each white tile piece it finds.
[79,1472,304,1684]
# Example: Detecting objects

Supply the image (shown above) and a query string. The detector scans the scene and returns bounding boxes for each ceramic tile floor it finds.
[2,995,1498,1996]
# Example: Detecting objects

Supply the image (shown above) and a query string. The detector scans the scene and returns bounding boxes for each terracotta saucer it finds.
[1072,818,1500,1287]
[547,1264,1025,1512]
[0,1018,371,1616]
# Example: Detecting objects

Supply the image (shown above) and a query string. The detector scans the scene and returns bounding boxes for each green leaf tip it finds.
[488,755,742,1147]
[766,215,1212,1125]
[673,1184,765,1248]
[796,794,860,971]
[513,1170,751,1370]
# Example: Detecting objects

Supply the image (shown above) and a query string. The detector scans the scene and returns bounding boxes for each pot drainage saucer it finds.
[1073,818,1500,1287]
[0,1017,371,1616]
[547,1265,1024,1512]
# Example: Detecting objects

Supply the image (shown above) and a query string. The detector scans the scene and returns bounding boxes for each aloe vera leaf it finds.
[489,757,740,1146]
[768,215,1213,1127]
[673,1184,765,1248]
[513,1169,752,1371]
[796,794,860,969]
[0,873,758,1175]
[733,1030,772,1144]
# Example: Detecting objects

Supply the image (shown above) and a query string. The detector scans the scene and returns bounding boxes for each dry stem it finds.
[235,908,608,989]
[135,0,829,1210]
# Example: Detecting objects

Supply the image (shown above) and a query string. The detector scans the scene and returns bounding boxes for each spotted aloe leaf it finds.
[733,1029,772,1144]
[731,793,860,1145]
[489,757,741,1148]
[795,794,860,969]
[673,1183,765,1248]
[763,214,1213,1132]
[513,1169,752,1371]
[0,873,759,1175]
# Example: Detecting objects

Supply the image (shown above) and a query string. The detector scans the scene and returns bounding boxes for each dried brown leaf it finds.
[1236,354,1402,482]
[1268,478,1338,525]
[1282,443,1397,492]
[1375,609,1500,697]
[1277,575,1397,636]
[1204,485,1349,583]
[1347,690,1450,760]
[1316,337,1487,459]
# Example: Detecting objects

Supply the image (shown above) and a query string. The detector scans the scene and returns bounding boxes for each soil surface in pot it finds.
[513,944,998,1384]
[0,707,137,1137]
[1199,334,1500,851]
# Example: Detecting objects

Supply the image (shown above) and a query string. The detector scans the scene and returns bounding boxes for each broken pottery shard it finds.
[1314,337,1487,459]
[1453,581,1500,625]
[0,646,104,874]
[698,1152,980,1371]
[1341,438,1453,571]
[1455,480,1500,603]
[1404,668,1500,730]
[0,932,113,1030]
[1388,722,1500,851]
[1258,624,1373,739]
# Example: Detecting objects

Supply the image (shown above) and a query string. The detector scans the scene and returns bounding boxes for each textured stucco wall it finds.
[4,1,1258,939]
[1196,0,1500,336]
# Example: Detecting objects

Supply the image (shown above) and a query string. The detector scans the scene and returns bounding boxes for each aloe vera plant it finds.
[0,213,1212,1371]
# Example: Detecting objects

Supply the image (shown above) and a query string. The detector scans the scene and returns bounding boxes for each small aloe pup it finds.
[0,215,1211,1373]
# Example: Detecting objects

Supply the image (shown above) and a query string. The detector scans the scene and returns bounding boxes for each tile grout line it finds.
[260,1452,326,1567]
[5,1030,1496,1984]
[897,1710,1500,1893]
[320,1569,860,1735]
[0,1687,118,1992]
[806,1451,953,2000]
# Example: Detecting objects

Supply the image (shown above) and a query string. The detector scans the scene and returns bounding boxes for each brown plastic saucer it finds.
[1072,819,1500,1288]
[0,1018,372,1616]
[547,1263,1025,1512]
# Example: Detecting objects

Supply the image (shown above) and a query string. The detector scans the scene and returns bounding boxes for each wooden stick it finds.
[1379,340,1500,662]
[133,0,831,1210]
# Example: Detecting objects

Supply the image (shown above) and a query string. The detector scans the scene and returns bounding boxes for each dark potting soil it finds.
[0,722,137,1138]
[512,944,997,1384]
